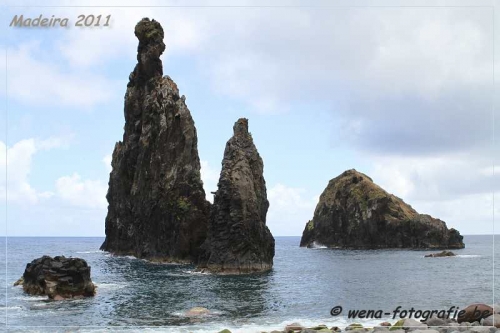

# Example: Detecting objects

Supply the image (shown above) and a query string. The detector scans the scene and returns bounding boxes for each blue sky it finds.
[1,0,499,236]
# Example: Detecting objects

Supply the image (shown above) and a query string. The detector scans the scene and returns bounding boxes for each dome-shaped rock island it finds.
[300,169,464,249]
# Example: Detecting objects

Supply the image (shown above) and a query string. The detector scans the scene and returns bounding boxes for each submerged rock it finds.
[300,169,465,249]
[19,256,95,299]
[425,250,456,258]
[185,307,210,316]
[100,18,210,261]
[197,118,275,274]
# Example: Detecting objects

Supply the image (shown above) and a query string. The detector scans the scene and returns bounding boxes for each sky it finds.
[0,0,499,236]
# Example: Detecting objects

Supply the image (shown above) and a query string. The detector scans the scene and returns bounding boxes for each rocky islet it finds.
[14,255,96,300]
[300,169,464,250]
[99,18,274,273]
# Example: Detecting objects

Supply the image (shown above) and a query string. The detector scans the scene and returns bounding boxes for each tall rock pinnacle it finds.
[198,118,275,274]
[100,18,211,261]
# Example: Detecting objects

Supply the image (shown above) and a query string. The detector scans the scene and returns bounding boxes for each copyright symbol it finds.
[330,305,342,316]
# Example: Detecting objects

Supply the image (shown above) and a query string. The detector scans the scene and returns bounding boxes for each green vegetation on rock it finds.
[306,220,314,231]
[390,319,405,331]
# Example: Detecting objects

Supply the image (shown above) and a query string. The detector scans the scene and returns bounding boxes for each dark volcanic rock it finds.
[300,169,465,249]
[100,18,211,261]
[19,256,95,299]
[424,250,456,257]
[197,118,275,274]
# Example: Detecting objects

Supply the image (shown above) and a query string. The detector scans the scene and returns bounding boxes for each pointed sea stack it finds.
[198,118,275,274]
[100,18,211,261]
[300,169,464,249]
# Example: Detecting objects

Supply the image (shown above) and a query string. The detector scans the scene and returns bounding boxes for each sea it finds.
[0,235,497,332]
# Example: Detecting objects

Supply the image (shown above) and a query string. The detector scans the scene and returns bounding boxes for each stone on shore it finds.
[20,255,95,299]
[346,324,365,331]
[411,330,440,333]
[458,304,493,324]
[285,322,304,331]
[481,315,500,328]
[425,318,449,327]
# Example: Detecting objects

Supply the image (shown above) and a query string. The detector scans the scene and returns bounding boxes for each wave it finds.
[94,282,128,290]
[124,255,138,260]
[183,270,211,275]
[75,250,101,254]
[11,295,47,301]
[0,305,23,311]
[171,309,224,318]
[455,254,481,258]
[76,316,387,333]
[309,241,327,249]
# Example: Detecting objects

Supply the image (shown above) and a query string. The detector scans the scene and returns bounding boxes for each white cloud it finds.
[267,183,318,236]
[55,6,204,69]
[2,42,115,108]
[200,160,219,202]
[371,153,496,202]
[36,135,74,150]
[0,138,67,204]
[370,153,497,234]
[103,154,112,173]
[0,137,107,211]
[55,173,107,209]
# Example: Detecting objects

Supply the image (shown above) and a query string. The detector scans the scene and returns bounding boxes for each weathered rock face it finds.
[300,169,464,249]
[100,18,211,261]
[19,256,95,299]
[197,118,275,273]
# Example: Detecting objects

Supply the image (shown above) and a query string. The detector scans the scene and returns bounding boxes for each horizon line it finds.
[0,234,498,238]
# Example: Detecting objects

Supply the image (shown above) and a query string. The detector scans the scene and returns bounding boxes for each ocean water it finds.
[0,235,497,332]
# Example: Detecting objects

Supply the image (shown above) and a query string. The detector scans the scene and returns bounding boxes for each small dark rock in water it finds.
[457,304,493,324]
[300,169,465,250]
[197,118,275,274]
[425,250,456,258]
[19,255,95,299]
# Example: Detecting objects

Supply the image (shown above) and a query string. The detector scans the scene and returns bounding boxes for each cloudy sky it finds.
[1,0,498,236]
